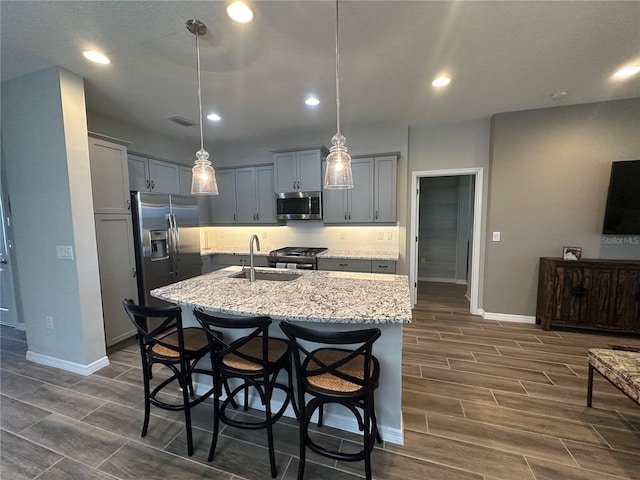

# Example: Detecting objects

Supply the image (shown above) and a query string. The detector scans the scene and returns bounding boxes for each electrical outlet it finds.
[339,232,345,240]
[378,232,384,240]
[46,316,54,329]
[492,232,501,242]
[56,245,74,260]
[387,232,392,240]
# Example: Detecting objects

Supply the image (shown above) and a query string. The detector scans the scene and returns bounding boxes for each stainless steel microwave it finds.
[276,191,322,220]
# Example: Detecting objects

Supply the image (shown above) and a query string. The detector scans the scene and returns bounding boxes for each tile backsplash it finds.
[201,222,399,254]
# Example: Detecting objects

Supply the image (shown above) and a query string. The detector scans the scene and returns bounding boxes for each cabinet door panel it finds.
[297,150,322,191]
[235,167,257,223]
[128,154,150,193]
[179,166,193,195]
[89,139,131,214]
[256,166,276,223]
[375,155,397,222]
[149,159,180,194]
[321,161,348,223]
[94,214,137,346]
[614,269,640,330]
[209,170,237,223]
[274,152,297,192]
[349,159,374,223]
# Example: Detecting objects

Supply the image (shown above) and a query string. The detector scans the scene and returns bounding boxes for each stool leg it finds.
[587,363,594,407]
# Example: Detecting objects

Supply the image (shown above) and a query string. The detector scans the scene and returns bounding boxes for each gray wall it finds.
[2,67,106,365]
[485,98,640,317]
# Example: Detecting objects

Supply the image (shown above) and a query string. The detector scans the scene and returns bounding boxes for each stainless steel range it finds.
[267,247,328,270]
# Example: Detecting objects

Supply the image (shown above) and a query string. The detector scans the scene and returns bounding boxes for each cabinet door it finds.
[209,170,237,223]
[613,269,640,330]
[179,166,193,195]
[89,138,131,214]
[127,154,150,193]
[322,161,348,223]
[256,166,276,223]
[235,167,258,223]
[317,258,371,272]
[375,155,397,222]
[297,150,322,191]
[94,214,137,346]
[273,152,297,192]
[148,159,180,194]
[349,159,374,223]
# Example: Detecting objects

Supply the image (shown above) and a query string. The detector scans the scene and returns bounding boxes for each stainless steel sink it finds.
[229,270,302,282]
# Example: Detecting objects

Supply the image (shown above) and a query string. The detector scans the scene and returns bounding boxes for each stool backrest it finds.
[193,310,273,371]
[280,321,381,394]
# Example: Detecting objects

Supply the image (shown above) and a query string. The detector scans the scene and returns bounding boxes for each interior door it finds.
[0,176,18,327]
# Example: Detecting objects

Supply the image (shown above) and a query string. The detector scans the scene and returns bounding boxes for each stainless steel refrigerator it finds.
[131,192,202,307]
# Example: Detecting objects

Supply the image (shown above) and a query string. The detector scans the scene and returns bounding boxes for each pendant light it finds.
[188,19,218,195]
[324,0,353,190]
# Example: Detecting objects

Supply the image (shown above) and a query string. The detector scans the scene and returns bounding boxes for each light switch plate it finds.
[56,245,74,260]
[492,232,501,242]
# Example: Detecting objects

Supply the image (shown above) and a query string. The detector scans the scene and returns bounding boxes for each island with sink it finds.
[151,264,412,445]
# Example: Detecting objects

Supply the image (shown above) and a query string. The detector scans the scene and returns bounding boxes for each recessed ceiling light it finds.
[551,91,568,100]
[305,97,320,106]
[613,65,640,79]
[207,113,221,121]
[82,50,110,65]
[227,1,254,24]
[432,76,451,87]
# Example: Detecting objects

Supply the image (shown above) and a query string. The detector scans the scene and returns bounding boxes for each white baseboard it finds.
[480,310,536,324]
[193,379,405,446]
[26,351,110,376]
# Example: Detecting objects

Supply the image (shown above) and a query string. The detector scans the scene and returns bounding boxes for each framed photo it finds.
[563,246,582,261]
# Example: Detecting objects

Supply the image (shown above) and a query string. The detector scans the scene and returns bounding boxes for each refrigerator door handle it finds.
[167,215,176,277]
[173,214,181,258]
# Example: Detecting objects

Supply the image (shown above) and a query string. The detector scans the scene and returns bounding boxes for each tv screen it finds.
[602,160,640,235]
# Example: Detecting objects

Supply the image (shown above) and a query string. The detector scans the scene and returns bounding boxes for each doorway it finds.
[0,147,20,328]
[409,168,483,314]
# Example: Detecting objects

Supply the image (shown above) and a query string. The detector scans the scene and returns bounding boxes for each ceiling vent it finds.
[166,115,198,127]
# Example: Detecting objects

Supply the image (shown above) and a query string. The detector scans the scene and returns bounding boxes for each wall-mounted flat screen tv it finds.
[602,159,640,234]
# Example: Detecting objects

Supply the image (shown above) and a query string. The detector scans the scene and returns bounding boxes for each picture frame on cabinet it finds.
[562,246,582,261]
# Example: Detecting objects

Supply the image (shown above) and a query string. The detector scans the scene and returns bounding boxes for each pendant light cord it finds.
[196,29,204,152]
[335,0,341,135]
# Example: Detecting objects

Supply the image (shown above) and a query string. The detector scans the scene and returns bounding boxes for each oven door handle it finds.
[294,263,315,270]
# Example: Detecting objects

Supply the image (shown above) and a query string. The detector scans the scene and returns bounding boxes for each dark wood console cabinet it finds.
[536,257,640,333]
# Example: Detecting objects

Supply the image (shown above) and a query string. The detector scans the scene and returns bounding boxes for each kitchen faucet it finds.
[249,234,260,282]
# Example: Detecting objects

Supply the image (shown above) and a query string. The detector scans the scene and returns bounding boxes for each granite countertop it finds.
[152,266,411,324]
[201,248,399,261]
[317,250,399,261]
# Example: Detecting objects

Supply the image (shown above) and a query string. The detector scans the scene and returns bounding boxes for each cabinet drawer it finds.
[371,261,396,274]
[218,254,267,267]
[317,258,371,273]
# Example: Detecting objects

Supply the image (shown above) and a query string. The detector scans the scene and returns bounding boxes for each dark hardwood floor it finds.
[2,283,639,479]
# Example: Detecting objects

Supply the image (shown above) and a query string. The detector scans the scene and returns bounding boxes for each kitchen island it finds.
[152,265,412,444]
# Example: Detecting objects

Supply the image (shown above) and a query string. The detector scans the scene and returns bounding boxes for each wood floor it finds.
[1,282,639,479]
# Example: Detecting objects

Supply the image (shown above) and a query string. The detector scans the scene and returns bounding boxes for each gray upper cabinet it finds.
[88,136,131,214]
[323,158,374,223]
[273,147,327,193]
[179,166,193,195]
[374,155,397,223]
[127,154,180,194]
[323,153,398,224]
[209,169,237,223]
[208,165,277,224]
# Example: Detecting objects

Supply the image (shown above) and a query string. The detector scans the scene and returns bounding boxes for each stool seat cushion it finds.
[152,328,209,358]
[223,337,289,371]
[306,348,376,393]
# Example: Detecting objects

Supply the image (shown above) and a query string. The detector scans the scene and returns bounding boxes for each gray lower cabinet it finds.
[218,254,269,268]
[317,258,396,274]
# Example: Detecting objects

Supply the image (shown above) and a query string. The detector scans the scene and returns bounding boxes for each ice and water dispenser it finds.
[150,230,169,259]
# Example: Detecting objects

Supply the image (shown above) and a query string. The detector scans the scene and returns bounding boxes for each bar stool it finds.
[193,310,295,478]
[121,299,215,456]
[280,321,382,480]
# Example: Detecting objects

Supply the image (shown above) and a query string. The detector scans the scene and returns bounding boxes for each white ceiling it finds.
[2,1,639,151]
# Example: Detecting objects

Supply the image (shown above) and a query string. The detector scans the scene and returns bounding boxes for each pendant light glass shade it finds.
[324,0,353,190]
[187,19,218,195]
[191,148,218,194]
[324,133,353,189]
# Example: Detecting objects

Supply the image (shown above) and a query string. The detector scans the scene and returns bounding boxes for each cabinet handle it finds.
[293,181,296,190]
[126,199,131,210]
[256,213,259,221]
[150,180,155,189]
[375,211,379,220]
[344,212,347,220]
[339,263,348,267]
[348,212,351,220]
[297,181,300,189]
[146,179,150,189]
[233,213,236,221]
[377,265,388,269]
[132,267,137,277]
